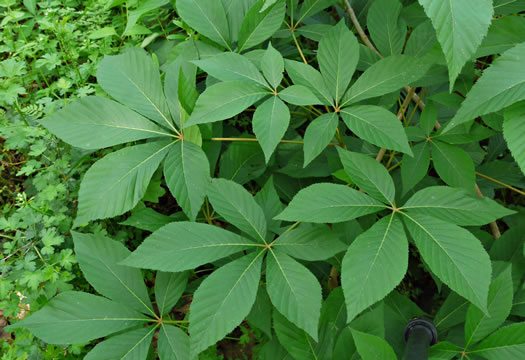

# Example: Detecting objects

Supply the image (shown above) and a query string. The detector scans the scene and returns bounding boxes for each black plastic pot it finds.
[403,318,438,360]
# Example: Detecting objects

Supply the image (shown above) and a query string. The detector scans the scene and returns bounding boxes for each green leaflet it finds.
[261,42,284,89]
[164,140,211,221]
[193,52,269,88]
[284,59,334,106]
[253,96,290,162]
[84,326,155,360]
[121,222,258,271]
[431,140,476,191]
[402,212,491,313]
[124,0,169,35]
[273,224,346,261]
[189,251,263,356]
[176,0,231,50]
[403,186,515,225]
[340,105,412,155]
[338,147,396,204]
[155,271,189,316]
[303,112,339,166]
[96,48,173,131]
[351,329,397,360]
[266,249,322,340]
[296,0,337,24]
[444,42,525,133]
[75,140,174,226]
[72,232,154,315]
[158,325,190,360]
[476,16,525,58]
[278,85,322,105]
[342,214,408,323]
[418,0,493,90]
[275,183,387,223]
[6,292,149,344]
[207,178,268,243]
[40,96,171,150]
[504,102,525,175]
[317,21,359,103]
[185,80,269,127]
[367,0,406,56]
[468,323,525,359]
[237,0,286,53]
[273,310,319,360]
[401,142,431,195]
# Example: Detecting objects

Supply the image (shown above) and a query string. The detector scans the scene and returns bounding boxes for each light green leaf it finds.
[75,141,173,226]
[237,0,286,53]
[351,329,397,360]
[273,224,346,261]
[418,0,493,90]
[318,21,359,103]
[124,0,169,35]
[121,222,258,271]
[164,141,210,221]
[185,81,269,127]
[89,27,118,39]
[253,96,290,163]
[401,142,431,195]
[189,251,263,356]
[420,100,437,136]
[96,48,173,130]
[221,0,257,43]
[402,212,491,313]
[340,105,412,155]
[434,292,469,331]
[340,55,430,106]
[85,326,155,360]
[261,42,284,89]
[207,178,268,243]
[469,323,525,359]
[403,186,515,226]
[176,0,231,50]
[404,20,437,58]
[444,42,525,133]
[278,85,322,105]
[72,232,153,315]
[337,148,395,204]
[504,101,525,175]
[275,183,386,223]
[476,16,525,58]
[465,265,514,347]
[6,292,149,344]
[266,249,322,340]
[155,272,189,316]
[40,96,170,150]
[297,0,337,24]
[431,140,475,191]
[303,112,339,167]
[193,52,268,88]
[367,0,406,56]
[296,23,332,41]
[273,310,318,360]
[120,206,179,232]
[284,59,334,106]
[428,341,462,360]
[159,324,190,360]
[254,176,283,233]
[342,214,408,323]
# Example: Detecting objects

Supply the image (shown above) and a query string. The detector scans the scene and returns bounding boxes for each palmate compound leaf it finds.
[337,147,395,205]
[339,105,412,155]
[317,21,359,104]
[164,140,211,221]
[342,214,408,323]
[266,249,322,340]
[443,42,525,133]
[6,292,150,344]
[176,0,231,50]
[74,140,175,226]
[40,96,171,150]
[189,251,264,356]
[184,80,270,127]
[465,264,513,348]
[272,223,346,261]
[468,322,525,359]
[418,0,493,91]
[158,324,190,360]
[121,222,259,272]
[207,178,268,243]
[96,48,174,131]
[274,183,387,223]
[402,186,515,226]
[84,326,156,360]
[253,96,290,163]
[401,212,491,313]
[72,232,154,316]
